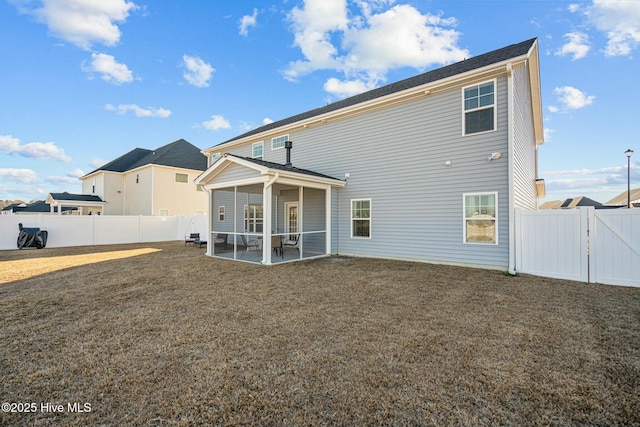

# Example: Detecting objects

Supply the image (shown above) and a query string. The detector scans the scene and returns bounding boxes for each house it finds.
[1,200,76,215]
[540,196,603,210]
[81,139,208,215]
[196,38,544,271]
[45,192,105,215]
[605,188,640,208]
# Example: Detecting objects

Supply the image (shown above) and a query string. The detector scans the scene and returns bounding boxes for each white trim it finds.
[284,201,299,234]
[350,198,372,239]
[463,192,499,245]
[461,78,497,136]
[271,134,289,150]
[252,141,264,159]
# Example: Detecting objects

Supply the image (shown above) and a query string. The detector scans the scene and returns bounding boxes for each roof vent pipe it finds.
[285,140,293,168]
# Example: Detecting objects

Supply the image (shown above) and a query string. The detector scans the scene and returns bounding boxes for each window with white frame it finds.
[244,204,263,233]
[463,192,498,244]
[218,206,225,222]
[463,80,496,135]
[210,152,221,165]
[271,134,289,150]
[351,199,371,238]
[175,172,188,183]
[252,141,264,160]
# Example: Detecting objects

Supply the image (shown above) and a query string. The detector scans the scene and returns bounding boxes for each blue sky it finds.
[1,0,639,204]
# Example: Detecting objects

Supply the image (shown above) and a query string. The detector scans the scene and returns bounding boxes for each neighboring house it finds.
[605,188,640,208]
[81,139,208,215]
[540,196,603,209]
[196,38,544,271]
[1,200,75,215]
[45,192,105,215]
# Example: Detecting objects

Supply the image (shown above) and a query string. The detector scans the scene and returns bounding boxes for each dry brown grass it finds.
[1,242,638,426]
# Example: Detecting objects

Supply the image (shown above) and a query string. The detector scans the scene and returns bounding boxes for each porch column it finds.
[263,182,273,265]
[207,188,213,256]
[325,186,331,255]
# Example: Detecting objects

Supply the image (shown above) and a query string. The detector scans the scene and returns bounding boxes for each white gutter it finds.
[506,63,517,276]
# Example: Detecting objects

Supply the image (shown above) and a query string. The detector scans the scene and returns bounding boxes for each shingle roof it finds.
[230,155,343,181]
[217,38,537,146]
[605,188,640,205]
[2,200,75,213]
[85,139,207,177]
[48,192,104,202]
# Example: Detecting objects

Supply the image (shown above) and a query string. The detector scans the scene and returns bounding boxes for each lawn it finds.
[1,242,638,426]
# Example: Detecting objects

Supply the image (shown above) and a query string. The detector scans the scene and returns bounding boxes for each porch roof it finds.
[195,153,346,189]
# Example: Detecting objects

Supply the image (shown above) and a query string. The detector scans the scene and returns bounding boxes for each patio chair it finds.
[185,233,199,246]
[213,233,228,249]
[282,234,300,256]
[241,234,262,255]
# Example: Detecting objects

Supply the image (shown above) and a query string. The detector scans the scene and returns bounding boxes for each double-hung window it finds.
[252,142,264,160]
[463,80,496,135]
[271,135,289,150]
[351,199,371,238]
[463,192,498,244]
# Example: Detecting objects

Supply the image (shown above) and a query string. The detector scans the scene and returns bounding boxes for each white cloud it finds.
[586,0,640,56]
[568,4,581,13]
[284,1,468,98]
[324,77,375,98]
[82,53,134,84]
[0,168,39,184]
[182,55,214,88]
[553,86,595,110]
[105,104,171,118]
[262,118,274,125]
[12,0,138,50]
[544,127,555,141]
[47,175,81,184]
[67,168,85,178]
[202,115,231,131]
[555,32,591,60]
[0,134,72,163]
[239,8,258,36]
[89,157,107,168]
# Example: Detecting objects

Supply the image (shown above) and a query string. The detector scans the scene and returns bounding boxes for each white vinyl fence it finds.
[515,207,640,287]
[0,214,208,251]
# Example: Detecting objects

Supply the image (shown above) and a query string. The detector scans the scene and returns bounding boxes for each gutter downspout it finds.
[507,63,517,275]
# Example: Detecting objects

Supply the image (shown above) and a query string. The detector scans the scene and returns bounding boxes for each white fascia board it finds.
[275,171,346,188]
[195,154,269,185]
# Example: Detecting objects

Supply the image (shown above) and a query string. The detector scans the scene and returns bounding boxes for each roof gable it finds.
[214,38,537,147]
[83,139,207,178]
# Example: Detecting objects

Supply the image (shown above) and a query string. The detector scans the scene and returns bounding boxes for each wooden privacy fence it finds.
[515,207,640,287]
[0,214,208,251]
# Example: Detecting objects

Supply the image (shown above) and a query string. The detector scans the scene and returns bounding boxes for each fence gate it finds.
[515,207,640,287]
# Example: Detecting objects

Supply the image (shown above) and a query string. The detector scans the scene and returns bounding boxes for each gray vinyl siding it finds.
[220,76,512,267]
[214,162,261,183]
[512,64,538,210]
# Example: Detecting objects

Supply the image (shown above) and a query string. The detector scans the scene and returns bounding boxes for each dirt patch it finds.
[1,242,638,426]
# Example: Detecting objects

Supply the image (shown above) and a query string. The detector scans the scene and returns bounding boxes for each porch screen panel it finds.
[302,187,327,255]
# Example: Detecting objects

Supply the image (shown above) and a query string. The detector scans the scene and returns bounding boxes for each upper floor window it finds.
[210,152,221,165]
[252,141,264,160]
[175,173,188,183]
[463,80,496,135]
[271,135,289,150]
